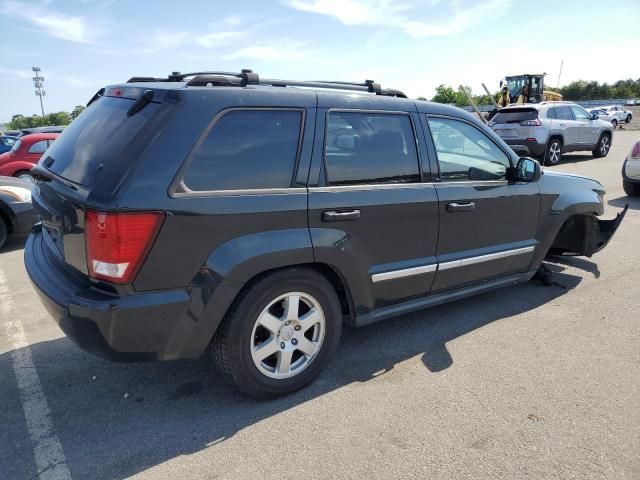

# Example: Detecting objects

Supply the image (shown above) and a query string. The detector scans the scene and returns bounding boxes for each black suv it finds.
[25,70,626,398]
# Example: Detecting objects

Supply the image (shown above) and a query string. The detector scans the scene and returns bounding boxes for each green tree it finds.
[431,84,457,104]
[71,105,85,119]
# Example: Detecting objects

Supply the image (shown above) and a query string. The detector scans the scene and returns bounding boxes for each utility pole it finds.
[32,66,46,117]
[556,60,563,89]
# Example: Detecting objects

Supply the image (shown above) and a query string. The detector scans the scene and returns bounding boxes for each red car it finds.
[0,133,59,181]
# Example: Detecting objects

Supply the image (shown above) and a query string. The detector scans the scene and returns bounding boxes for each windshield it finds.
[41,96,160,187]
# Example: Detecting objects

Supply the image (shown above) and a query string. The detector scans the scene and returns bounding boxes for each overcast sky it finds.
[1,0,639,121]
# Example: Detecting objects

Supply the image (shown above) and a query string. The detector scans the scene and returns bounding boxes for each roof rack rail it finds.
[127,69,407,98]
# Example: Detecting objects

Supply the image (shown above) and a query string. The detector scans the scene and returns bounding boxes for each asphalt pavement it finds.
[1,132,639,480]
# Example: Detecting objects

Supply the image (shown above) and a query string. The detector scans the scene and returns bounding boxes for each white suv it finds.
[489,102,614,165]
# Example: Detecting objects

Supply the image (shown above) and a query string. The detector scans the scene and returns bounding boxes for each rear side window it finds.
[42,96,161,187]
[324,111,420,186]
[492,108,538,124]
[547,108,556,119]
[183,110,302,191]
[555,106,574,120]
[28,140,49,154]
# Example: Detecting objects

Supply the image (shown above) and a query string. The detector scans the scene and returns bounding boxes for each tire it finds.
[592,133,611,158]
[623,178,640,197]
[544,138,562,165]
[626,114,632,124]
[14,170,34,183]
[611,119,618,130]
[212,267,342,398]
[0,218,7,250]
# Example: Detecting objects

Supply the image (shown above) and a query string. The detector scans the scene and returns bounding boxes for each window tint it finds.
[492,108,538,124]
[555,106,574,120]
[571,105,591,121]
[547,108,556,119]
[184,110,302,191]
[27,140,49,154]
[324,112,420,186]
[428,117,510,181]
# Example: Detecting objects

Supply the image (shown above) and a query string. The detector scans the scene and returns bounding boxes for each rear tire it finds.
[14,170,34,183]
[0,218,7,250]
[212,268,342,399]
[592,133,611,158]
[544,138,562,165]
[623,178,640,197]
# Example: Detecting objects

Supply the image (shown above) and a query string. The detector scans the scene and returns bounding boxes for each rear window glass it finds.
[492,108,538,124]
[183,110,302,191]
[42,96,160,187]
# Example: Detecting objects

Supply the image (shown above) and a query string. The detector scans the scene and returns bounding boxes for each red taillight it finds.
[520,119,541,127]
[85,210,164,284]
[631,141,640,160]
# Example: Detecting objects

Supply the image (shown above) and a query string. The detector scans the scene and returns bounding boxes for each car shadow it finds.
[546,255,601,278]
[1,270,582,479]
[556,153,594,165]
[609,195,640,210]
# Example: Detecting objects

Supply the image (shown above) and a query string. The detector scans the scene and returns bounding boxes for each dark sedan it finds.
[0,176,38,249]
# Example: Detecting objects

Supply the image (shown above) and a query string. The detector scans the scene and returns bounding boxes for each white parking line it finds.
[0,266,72,480]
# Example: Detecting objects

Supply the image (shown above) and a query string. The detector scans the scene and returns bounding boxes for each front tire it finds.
[544,138,562,165]
[212,268,342,398]
[611,119,618,130]
[626,114,632,123]
[623,178,640,197]
[592,133,611,158]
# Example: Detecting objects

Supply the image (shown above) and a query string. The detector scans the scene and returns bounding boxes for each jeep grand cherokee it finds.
[25,70,626,398]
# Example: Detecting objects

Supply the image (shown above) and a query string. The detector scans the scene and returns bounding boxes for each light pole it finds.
[32,66,46,117]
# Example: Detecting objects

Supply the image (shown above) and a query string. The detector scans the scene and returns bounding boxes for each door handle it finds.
[446,202,475,212]
[322,209,361,222]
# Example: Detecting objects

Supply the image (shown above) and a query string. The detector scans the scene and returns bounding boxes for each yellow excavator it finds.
[502,73,563,103]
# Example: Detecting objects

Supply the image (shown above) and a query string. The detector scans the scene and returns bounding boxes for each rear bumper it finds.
[503,138,546,157]
[24,230,239,361]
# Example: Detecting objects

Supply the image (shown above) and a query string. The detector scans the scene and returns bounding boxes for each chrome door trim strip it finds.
[370,246,535,283]
[439,245,535,271]
[371,264,437,283]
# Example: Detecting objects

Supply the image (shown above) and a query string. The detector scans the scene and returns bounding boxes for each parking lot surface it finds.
[1,132,639,480]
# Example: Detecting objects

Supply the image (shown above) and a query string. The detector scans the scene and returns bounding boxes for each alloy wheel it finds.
[548,142,561,164]
[600,136,610,156]
[250,292,326,380]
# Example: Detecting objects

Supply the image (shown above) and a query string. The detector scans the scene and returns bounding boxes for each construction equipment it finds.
[503,73,562,103]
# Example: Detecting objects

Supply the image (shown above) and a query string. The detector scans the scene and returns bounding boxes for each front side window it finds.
[183,109,303,191]
[428,117,510,181]
[28,140,48,154]
[324,111,420,186]
[571,106,591,121]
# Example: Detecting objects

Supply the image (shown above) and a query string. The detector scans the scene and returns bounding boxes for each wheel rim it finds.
[250,292,326,380]
[549,142,561,164]
[600,136,609,155]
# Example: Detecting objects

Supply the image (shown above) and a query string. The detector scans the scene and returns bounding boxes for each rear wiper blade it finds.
[127,89,154,117]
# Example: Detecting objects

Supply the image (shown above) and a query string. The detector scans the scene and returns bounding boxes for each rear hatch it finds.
[32,86,168,279]
[490,107,540,140]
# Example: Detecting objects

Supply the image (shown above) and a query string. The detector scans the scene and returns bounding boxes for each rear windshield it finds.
[42,96,160,187]
[492,108,538,124]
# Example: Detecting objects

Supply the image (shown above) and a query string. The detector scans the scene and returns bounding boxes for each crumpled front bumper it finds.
[549,206,628,257]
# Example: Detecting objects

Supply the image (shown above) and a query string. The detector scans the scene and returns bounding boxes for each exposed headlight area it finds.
[0,185,32,203]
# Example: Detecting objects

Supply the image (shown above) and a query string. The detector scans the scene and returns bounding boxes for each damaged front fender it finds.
[548,205,628,257]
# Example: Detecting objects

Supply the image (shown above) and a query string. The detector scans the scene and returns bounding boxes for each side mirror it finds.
[591,113,599,120]
[508,157,541,182]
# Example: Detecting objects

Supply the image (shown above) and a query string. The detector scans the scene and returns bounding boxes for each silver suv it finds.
[488,102,614,165]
